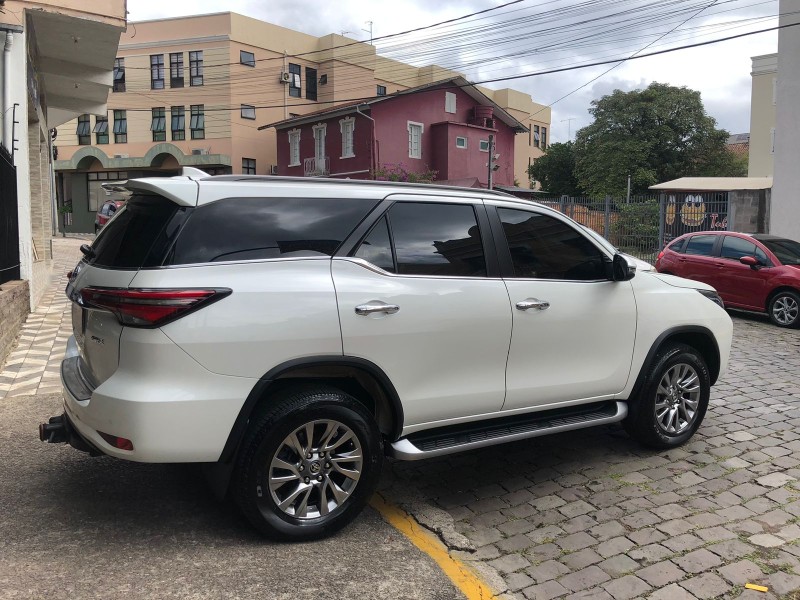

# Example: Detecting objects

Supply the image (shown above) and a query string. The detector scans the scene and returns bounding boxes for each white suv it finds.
[41,171,732,541]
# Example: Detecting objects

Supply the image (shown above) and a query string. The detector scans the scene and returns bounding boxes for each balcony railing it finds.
[304,156,329,177]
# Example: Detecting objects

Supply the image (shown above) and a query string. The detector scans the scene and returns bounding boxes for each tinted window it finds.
[90,195,181,268]
[498,208,605,280]
[684,235,717,257]
[167,197,378,265]
[759,238,800,265]
[354,216,394,272]
[668,238,685,253]
[388,203,486,277]
[721,236,758,261]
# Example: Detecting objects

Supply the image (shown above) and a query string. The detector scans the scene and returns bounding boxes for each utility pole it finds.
[362,21,373,45]
[561,117,576,141]
[626,174,631,203]
[487,135,495,190]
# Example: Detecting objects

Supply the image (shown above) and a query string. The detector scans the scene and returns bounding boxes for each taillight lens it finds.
[79,287,231,327]
[657,251,665,260]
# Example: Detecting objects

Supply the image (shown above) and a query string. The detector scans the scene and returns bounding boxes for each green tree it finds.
[527,142,583,196]
[573,83,741,197]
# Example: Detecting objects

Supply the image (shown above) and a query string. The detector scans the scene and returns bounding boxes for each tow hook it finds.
[39,414,68,443]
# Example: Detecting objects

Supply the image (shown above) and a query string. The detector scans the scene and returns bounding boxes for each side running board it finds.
[388,401,627,461]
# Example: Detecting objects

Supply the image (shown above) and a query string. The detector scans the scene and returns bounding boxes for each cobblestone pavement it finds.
[386,315,800,599]
[3,239,800,599]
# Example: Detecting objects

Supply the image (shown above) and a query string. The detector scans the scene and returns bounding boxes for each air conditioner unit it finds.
[269,165,278,175]
[192,148,209,155]
[280,71,291,83]
[113,154,129,159]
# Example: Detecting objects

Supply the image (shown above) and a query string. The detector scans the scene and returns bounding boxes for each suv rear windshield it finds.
[89,195,184,269]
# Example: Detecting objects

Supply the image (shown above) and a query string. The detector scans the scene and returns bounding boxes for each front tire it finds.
[624,343,710,449]
[233,385,382,541]
[769,291,800,328]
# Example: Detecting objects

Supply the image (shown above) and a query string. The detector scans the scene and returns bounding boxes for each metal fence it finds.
[534,193,731,264]
[0,145,20,285]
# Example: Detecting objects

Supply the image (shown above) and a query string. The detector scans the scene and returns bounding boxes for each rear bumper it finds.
[62,332,258,463]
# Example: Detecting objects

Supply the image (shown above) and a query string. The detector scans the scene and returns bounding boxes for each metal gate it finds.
[0,145,20,285]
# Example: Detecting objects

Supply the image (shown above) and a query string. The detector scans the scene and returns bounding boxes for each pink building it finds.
[265,77,528,188]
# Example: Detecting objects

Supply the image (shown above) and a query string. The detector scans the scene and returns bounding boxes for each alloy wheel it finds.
[654,363,701,435]
[772,294,799,326]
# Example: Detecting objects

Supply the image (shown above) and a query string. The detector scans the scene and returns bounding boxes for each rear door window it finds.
[720,236,764,261]
[167,197,379,265]
[684,235,717,257]
[90,195,183,269]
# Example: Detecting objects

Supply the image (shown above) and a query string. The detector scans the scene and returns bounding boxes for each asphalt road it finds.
[0,393,462,600]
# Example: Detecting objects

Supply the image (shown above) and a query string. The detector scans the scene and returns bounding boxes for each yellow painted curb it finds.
[370,494,499,600]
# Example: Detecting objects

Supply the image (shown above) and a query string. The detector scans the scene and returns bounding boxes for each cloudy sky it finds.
[127,0,780,143]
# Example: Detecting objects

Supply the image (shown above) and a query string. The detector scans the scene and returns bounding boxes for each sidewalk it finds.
[0,238,85,399]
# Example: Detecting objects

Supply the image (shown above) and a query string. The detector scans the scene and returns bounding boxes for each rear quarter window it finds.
[165,197,380,265]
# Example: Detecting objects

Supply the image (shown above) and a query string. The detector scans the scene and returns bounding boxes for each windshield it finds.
[760,238,800,265]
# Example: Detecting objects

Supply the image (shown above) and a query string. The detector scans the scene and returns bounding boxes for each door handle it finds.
[355,301,400,316]
[516,298,550,311]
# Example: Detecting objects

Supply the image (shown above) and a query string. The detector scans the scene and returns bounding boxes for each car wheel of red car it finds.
[769,290,800,328]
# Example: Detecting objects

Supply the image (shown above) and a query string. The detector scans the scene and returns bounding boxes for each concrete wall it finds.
[729,189,770,233]
[0,280,30,367]
[748,54,777,177]
[770,0,800,240]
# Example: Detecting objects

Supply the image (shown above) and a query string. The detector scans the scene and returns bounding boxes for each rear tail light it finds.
[79,287,231,328]
[98,431,134,451]
[657,251,665,261]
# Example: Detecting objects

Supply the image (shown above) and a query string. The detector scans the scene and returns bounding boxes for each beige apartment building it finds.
[748,53,777,177]
[54,12,550,233]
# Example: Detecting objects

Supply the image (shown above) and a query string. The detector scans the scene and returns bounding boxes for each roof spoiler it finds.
[181,167,210,180]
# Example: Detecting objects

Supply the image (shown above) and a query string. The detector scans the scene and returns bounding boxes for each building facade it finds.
[53,12,551,232]
[770,0,800,240]
[748,53,777,177]
[271,78,526,188]
[0,0,125,310]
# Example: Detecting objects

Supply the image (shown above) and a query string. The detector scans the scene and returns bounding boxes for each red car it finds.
[656,232,800,328]
[94,199,126,233]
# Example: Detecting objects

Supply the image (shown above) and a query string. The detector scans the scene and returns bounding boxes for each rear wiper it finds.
[79,244,95,259]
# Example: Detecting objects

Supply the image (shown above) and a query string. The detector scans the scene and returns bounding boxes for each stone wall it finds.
[0,280,30,366]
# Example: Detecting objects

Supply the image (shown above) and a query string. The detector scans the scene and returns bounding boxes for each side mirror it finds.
[611,253,635,281]
[739,256,761,269]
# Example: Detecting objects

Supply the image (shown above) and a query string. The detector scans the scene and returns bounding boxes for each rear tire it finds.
[624,343,710,449]
[768,290,800,328]
[233,385,382,541]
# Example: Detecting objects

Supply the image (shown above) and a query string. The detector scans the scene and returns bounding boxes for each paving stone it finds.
[656,519,696,536]
[529,543,562,562]
[597,554,639,578]
[755,508,792,527]
[526,560,571,583]
[749,533,785,548]
[679,572,731,599]
[562,515,599,535]
[627,528,666,546]
[561,548,603,571]
[530,495,567,511]
[620,510,660,529]
[694,526,737,543]
[777,523,800,542]
[628,544,673,564]
[589,521,626,541]
[558,565,611,592]
[568,588,614,600]
[706,539,756,560]
[756,472,797,488]
[647,583,698,600]
[488,553,531,574]
[717,559,765,586]
[671,548,722,574]
[595,536,635,559]
[497,534,536,553]
[555,532,596,552]
[730,483,769,500]
[559,500,595,518]
[522,579,569,600]
[636,560,685,587]
[767,571,800,595]
[528,525,564,544]
[465,527,503,546]
[505,571,536,592]
[601,574,650,600]
[498,519,537,537]
[662,533,704,553]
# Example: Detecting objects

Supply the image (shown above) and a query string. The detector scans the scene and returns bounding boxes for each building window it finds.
[240,50,255,67]
[241,104,256,120]
[77,114,91,145]
[313,123,327,161]
[113,110,127,143]
[93,115,109,144]
[445,92,456,114]
[189,51,204,86]
[171,106,185,141]
[479,139,489,152]
[151,107,166,142]
[306,67,318,101]
[113,58,125,92]
[407,121,423,159]
[190,105,205,139]
[377,85,386,96]
[288,129,300,166]
[533,125,540,147]
[340,117,355,158]
[770,127,776,154]
[170,52,184,88]
[242,158,256,174]
[456,136,467,149]
[150,54,165,89]
[541,127,547,149]
[288,63,301,98]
